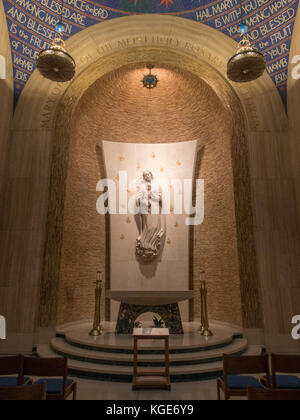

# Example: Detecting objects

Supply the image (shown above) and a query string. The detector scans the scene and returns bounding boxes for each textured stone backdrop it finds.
[56,64,243,327]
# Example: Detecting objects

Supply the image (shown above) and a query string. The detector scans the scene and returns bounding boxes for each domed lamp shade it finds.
[37,36,75,83]
[142,64,159,89]
[227,38,266,83]
[37,0,75,84]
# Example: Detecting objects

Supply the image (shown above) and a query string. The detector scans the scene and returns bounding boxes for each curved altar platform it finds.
[37,321,258,383]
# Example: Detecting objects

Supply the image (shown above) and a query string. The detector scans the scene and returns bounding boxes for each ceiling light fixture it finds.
[142,65,159,89]
[36,0,75,83]
[227,1,266,83]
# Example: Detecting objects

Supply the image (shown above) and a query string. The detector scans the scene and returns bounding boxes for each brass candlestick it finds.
[89,271,103,337]
[199,289,205,334]
[199,277,213,337]
[199,271,205,333]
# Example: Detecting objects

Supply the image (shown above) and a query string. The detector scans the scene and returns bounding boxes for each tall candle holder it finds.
[199,271,205,334]
[199,272,213,337]
[89,271,104,337]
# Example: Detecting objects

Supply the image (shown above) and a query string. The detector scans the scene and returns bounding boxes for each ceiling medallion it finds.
[142,65,159,89]
[36,0,75,83]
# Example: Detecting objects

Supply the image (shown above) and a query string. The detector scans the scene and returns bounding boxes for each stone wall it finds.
[0,0,13,181]
[0,1,22,352]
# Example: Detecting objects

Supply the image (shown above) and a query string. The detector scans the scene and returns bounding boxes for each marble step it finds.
[37,344,224,382]
[59,325,243,354]
[50,337,248,367]
[37,342,261,383]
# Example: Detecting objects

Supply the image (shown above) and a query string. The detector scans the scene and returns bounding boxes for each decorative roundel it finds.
[142,74,159,89]
[239,22,248,35]
[56,21,66,33]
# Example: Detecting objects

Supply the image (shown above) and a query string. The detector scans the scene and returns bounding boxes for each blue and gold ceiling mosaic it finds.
[2,0,299,108]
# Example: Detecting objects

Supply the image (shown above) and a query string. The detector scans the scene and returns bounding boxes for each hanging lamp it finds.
[36,0,75,83]
[227,2,266,83]
[142,65,159,89]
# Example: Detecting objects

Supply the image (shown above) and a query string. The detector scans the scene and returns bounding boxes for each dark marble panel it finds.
[116,303,184,335]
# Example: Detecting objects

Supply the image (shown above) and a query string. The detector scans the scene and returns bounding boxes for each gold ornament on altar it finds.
[199,271,213,337]
[36,0,75,83]
[89,271,104,337]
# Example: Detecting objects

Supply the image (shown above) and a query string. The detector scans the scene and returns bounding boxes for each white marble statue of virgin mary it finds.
[133,170,166,263]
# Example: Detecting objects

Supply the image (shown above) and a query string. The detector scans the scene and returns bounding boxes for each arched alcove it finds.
[6,14,290,349]
[56,63,243,328]
[38,41,262,332]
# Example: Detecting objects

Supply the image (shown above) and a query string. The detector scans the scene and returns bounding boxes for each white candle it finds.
[200,271,206,282]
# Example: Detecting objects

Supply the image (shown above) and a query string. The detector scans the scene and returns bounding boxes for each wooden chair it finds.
[0,382,47,401]
[217,354,270,400]
[248,387,300,400]
[268,354,300,390]
[23,357,77,400]
[0,355,31,387]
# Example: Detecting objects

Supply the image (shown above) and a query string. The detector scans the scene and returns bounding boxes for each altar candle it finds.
[200,270,206,282]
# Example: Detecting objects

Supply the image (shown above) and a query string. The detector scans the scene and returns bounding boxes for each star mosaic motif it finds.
[160,0,175,6]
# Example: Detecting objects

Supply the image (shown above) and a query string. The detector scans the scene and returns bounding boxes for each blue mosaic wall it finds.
[2,0,299,108]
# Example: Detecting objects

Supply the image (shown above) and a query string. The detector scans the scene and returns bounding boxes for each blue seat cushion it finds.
[225,375,263,390]
[0,377,30,387]
[275,375,300,389]
[35,378,74,394]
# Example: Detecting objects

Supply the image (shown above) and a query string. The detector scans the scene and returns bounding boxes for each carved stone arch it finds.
[11,15,287,333]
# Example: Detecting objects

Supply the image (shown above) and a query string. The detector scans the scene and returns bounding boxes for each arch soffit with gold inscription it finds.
[12,15,287,135]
